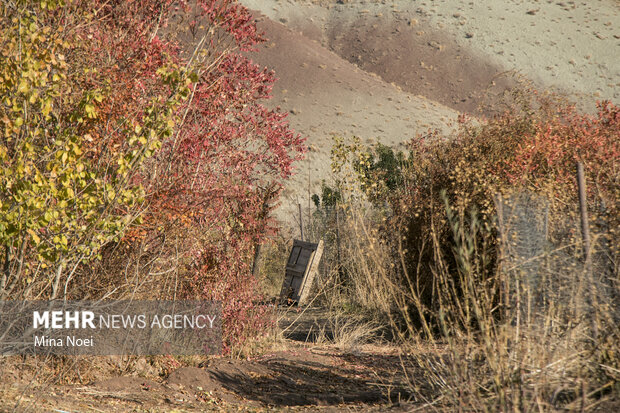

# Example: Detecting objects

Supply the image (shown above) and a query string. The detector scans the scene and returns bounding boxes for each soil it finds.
[1,308,418,412]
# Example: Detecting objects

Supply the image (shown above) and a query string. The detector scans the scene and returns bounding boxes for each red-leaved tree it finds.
[1,0,304,352]
[120,1,305,351]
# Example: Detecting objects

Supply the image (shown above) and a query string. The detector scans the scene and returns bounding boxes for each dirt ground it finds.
[0,308,420,412]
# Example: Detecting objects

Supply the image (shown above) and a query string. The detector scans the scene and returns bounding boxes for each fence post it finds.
[494,193,510,324]
[576,161,598,339]
[298,202,304,241]
[577,162,591,264]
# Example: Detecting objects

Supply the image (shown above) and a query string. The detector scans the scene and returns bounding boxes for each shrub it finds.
[341,89,619,333]
[0,0,305,352]
[324,87,619,409]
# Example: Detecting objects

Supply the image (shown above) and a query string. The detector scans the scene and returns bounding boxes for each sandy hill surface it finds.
[245,11,460,220]
[239,0,619,223]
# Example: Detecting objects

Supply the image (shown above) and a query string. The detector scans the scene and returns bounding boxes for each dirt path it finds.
[1,309,416,412]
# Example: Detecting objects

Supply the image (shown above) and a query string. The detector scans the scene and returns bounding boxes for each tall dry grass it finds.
[313,191,618,410]
[305,89,619,410]
[403,198,617,411]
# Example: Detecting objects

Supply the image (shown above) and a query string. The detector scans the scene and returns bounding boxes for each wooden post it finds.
[577,161,598,339]
[577,162,591,264]
[335,204,342,283]
[251,244,261,277]
[298,203,304,241]
[494,193,510,324]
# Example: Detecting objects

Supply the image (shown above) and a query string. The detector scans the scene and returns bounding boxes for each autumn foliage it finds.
[319,89,619,409]
[334,88,619,331]
[0,0,304,351]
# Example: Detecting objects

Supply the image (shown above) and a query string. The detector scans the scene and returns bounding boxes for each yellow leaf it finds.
[42,99,52,117]
[27,229,40,245]
[17,79,29,94]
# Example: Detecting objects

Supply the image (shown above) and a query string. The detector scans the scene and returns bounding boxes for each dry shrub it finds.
[384,91,618,330]
[320,86,619,409]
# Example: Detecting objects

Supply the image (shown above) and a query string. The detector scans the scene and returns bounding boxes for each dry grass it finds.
[300,149,617,410]
[311,314,382,351]
[311,192,619,411]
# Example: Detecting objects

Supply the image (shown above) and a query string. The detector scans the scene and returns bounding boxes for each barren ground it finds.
[1,308,420,412]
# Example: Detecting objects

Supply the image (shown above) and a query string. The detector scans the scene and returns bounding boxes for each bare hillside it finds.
[245,12,459,219]
[240,0,619,222]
